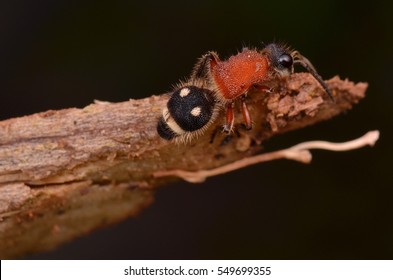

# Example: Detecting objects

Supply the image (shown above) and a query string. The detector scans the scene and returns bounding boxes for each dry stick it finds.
[154,130,380,183]
[0,74,369,259]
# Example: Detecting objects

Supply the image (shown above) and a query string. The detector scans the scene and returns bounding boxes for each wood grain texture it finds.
[0,73,367,258]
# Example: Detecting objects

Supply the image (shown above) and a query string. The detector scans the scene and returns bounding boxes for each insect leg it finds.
[190,51,220,80]
[223,103,235,133]
[240,96,252,130]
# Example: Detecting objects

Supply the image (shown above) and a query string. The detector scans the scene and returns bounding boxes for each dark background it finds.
[1,0,392,259]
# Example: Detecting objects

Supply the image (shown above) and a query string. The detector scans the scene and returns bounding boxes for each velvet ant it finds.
[157,43,332,141]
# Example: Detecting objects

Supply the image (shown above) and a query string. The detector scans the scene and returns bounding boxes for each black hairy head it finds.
[264,43,293,72]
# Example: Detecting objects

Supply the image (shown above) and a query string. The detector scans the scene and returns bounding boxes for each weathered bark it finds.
[0,73,367,258]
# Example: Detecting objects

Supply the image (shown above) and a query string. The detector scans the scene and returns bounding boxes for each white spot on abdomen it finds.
[190,106,202,117]
[180,87,191,97]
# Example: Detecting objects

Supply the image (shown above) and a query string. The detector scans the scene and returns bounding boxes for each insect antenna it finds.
[292,51,335,101]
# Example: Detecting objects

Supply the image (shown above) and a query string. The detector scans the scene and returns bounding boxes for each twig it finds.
[0,74,368,258]
[288,130,379,151]
[154,130,379,183]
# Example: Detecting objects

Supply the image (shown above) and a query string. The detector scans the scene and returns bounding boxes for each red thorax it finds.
[210,50,269,101]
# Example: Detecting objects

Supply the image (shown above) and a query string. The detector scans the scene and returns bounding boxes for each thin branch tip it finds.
[154,130,380,183]
[364,130,380,147]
